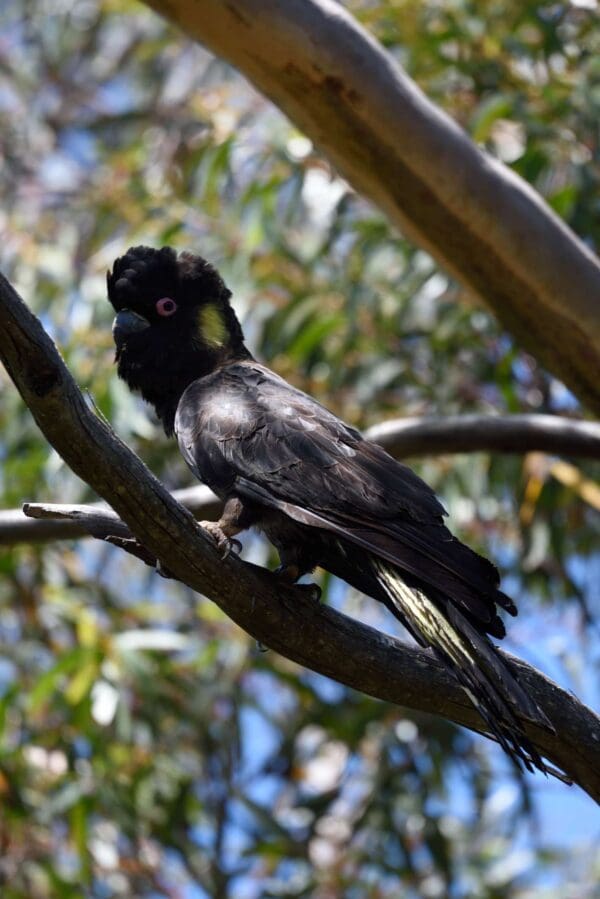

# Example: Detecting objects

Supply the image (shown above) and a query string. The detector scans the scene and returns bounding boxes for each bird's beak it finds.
[112,309,150,350]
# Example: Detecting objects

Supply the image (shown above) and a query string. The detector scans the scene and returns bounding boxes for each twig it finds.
[0,487,220,546]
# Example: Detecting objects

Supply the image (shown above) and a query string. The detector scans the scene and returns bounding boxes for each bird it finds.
[107,244,555,776]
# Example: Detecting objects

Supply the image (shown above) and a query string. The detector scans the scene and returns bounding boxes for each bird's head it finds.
[107,245,248,432]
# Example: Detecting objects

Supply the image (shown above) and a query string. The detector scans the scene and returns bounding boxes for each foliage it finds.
[0,0,598,896]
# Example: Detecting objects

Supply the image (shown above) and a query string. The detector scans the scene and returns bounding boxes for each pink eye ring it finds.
[156,297,177,317]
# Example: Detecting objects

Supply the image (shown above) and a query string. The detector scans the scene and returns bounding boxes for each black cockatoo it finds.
[107,244,554,775]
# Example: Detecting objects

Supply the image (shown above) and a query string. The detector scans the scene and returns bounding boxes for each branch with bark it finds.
[1,414,599,546]
[367,414,600,460]
[1,272,599,800]
[143,0,600,416]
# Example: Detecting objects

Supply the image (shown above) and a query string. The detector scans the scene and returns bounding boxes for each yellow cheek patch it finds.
[198,304,227,348]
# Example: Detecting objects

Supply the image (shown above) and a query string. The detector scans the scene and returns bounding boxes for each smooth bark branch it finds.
[1,274,599,800]
[2,414,599,545]
[367,414,600,460]
[0,486,220,546]
[143,0,600,415]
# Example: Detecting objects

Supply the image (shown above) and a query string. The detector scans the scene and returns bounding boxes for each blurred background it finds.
[0,0,599,896]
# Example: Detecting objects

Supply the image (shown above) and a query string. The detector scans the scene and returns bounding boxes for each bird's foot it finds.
[275,564,321,604]
[274,562,301,583]
[200,520,242,560]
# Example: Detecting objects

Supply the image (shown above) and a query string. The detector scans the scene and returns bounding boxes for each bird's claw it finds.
[219,537,242,561]
[200,521,242,560]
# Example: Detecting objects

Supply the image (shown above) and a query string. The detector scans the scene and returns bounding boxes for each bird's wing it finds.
[175,362,514,628]
[176,362,444,519]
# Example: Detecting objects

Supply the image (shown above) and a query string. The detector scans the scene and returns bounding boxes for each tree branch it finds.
[0,273,599,800]
[143,0,600,415]
[367,414,600,460]
[0,486,220,546]
[2,413,599,546]
[17,502,599,796]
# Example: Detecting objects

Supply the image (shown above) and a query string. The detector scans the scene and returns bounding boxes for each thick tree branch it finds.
[0,273,599,800]
[2,414,599,545]
[143,0,600,415]
[17,500,600,797]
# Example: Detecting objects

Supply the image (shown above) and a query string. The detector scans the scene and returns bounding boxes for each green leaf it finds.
[28,649,89,714]
[470,93,513,142]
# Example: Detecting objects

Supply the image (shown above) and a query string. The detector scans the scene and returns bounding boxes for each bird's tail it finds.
[370,557,560,777]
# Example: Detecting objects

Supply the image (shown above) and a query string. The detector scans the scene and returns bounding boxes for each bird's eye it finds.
[156,297,177,317]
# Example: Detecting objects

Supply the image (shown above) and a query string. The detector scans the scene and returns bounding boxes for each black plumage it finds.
[107,245,555,776]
